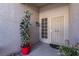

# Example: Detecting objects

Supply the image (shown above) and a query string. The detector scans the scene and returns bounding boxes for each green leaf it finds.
[20,10,31,45]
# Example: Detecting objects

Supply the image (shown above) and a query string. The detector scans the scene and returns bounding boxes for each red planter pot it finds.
[21,44,31,55]
[22,48,29,55]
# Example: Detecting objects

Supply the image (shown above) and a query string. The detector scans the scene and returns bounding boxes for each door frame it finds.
[39,16,69,45]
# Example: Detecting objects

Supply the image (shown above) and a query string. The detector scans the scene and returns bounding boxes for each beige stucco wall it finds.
[0,3,39,55]
[69,3,79,47]
[39,4,69,45]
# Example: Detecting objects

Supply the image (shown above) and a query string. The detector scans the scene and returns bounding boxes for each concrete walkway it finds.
[28,42,60,56]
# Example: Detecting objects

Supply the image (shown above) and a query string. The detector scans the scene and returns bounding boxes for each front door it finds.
[51,16,65,45]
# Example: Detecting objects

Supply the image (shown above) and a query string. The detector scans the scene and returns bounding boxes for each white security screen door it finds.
[51,16,65,45]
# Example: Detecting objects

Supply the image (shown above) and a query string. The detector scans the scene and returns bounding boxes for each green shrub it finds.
[59,46,79,56]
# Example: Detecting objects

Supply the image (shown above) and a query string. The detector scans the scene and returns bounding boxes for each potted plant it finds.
[20,10,32,55]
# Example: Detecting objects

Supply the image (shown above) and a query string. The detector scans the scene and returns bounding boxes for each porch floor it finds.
[28,42,60,56]
[16,42,60,56]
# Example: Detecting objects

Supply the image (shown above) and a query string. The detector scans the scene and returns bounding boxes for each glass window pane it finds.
[41,18,48,39]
